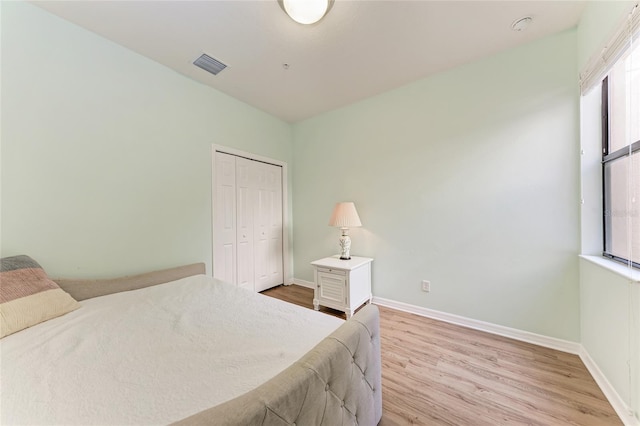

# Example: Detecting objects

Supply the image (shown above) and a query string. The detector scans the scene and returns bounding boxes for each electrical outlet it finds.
[421,280,430,292]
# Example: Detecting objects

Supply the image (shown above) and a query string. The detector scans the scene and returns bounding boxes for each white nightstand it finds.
[311,255,373,318]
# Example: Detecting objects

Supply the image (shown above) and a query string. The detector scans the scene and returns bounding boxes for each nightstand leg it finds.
[345,308,353,319]
[313,299,319,311]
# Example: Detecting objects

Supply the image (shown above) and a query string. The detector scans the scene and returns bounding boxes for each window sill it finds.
[580,255,640,283]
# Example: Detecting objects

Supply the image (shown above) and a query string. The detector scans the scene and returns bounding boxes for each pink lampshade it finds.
[328,202,362,228]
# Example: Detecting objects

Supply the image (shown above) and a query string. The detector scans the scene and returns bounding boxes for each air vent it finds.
[193,54,227,76]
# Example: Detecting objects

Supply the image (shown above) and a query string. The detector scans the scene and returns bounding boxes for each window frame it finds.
[601,77,640,269]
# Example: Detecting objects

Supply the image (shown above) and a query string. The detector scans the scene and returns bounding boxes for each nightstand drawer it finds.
[316,267,346,276]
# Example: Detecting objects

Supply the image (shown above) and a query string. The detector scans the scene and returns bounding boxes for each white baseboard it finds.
[372,296,581,354]
[578,347,639,426]
[372,296,638,425]
[285,282,636,423]
[291,278,315,289]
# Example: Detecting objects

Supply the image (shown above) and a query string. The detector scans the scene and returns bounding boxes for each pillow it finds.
[0,255,81,338]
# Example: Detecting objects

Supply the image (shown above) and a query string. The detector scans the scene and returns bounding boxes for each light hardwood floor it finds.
[262,284,622,426]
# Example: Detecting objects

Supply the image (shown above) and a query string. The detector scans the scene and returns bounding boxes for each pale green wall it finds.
[580,258,639,419]
[577,1,635,69]
[292,30,580,341]
[0,2,292,278]
[577,1,639,420]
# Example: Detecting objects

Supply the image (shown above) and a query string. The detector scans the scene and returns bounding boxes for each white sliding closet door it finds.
[213,152,237,286]
[254,161,283,292]
[266,163,283,289]
[213,152,283,292]
[236,157,255,291]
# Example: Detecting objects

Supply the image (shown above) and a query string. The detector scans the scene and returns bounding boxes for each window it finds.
[602,41,640,268]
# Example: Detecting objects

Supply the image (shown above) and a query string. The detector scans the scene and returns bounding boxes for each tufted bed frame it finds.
[55,263,382,426]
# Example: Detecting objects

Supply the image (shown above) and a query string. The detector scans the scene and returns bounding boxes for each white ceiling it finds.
[33,1,586,123]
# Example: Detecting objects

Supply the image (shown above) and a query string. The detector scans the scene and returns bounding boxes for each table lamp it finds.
[328,202,362,260]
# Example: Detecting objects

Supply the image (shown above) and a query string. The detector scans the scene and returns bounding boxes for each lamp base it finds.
[338,230,351,261]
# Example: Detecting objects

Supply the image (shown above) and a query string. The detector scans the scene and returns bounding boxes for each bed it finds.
[0,257,382,425]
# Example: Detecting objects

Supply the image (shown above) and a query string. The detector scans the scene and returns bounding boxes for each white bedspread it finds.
[0,275,343,425]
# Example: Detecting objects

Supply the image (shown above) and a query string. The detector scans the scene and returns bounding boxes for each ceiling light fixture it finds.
[511,16,533,32]
[278,0,334,25]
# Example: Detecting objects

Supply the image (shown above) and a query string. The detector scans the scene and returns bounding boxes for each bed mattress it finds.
[0,275,343,425]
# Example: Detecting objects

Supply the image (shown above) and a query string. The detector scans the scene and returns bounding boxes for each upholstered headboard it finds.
[53,263,206,301]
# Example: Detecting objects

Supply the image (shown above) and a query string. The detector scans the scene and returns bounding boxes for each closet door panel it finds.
[266,165,283,287]
[253,163,270,292]
[213,152,236,285]
[236,158,254,291]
